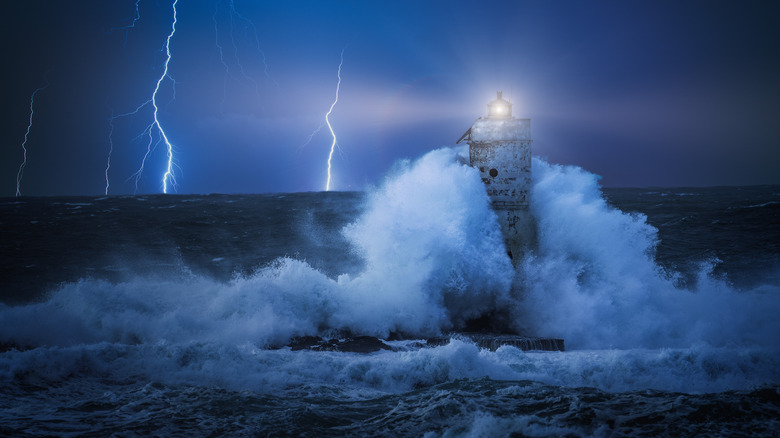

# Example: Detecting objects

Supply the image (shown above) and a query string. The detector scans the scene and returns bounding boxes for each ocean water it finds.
[1,148,779,436]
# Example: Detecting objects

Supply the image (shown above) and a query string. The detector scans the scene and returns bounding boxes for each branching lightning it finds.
[213,2,231,113]
[15,78,50,197]
[227,2,261,99]
[105,0,273,193]
[212,0,277,114]
[108,0,180,194]
[105,108,115,195]
[155,0,179,194]
[227,0,277,88]
[325,49,345,192]
[106,0,142,52]
[299,120,326,153]
[112,99,154,194]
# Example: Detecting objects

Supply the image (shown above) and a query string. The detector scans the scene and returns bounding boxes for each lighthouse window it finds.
[489,168,498,178]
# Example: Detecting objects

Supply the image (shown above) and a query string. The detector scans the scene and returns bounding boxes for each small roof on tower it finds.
[487,91,512,118]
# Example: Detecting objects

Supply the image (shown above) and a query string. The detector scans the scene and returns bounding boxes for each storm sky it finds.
[2,0,779,196]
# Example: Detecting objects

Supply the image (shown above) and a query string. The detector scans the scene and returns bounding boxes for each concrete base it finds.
[427,333,564,352]
[282,333,565,353]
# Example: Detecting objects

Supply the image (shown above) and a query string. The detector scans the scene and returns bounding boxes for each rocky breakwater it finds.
[281,333,564,354]
[426,333,564,352]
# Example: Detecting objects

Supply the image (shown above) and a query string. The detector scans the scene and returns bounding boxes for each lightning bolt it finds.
[212,1,230,113]
[110,99,154,194]
[155,0,179,194]
[299,120,326,153]
[105,108,115,195]
[212,0,277,114]
[104,0,145,194]
[227,0,262,100]
[109,0,179,194]
[15,78,50,197]
[226,0,277,88]
[325,49,344,192]
[106,0,142,52]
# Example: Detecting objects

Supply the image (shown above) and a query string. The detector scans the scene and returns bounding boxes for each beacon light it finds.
[485,91,512,118]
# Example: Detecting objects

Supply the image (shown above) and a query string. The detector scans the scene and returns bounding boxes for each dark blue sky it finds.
[3,0,779,195]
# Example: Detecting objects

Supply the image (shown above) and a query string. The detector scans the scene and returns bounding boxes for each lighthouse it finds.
[457,91,534,263]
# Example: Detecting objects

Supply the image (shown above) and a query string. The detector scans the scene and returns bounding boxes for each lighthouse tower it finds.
[457,91,534,263]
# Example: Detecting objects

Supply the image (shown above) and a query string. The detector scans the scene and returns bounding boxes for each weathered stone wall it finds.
[468,118,534,260]
[469,140,531,207]
[470,118,531,142]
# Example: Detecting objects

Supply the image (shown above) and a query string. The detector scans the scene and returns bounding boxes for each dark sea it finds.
[2,150,779,437]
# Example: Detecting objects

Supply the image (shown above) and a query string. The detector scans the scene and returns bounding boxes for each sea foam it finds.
[518,158,780,349]
[1,148,778,354]
[1,339,776,395]
[0,147,512,347]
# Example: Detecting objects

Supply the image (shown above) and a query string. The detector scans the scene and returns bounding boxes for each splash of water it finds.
[0,147,512,347]
[2,148,778,353]
[516,157,780,349]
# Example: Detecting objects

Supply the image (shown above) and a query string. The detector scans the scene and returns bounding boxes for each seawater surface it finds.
[1,148,779,436]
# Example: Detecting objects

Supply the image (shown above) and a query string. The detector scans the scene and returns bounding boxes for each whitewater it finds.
[1,147,779,436]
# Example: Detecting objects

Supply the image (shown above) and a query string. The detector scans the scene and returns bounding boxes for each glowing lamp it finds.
[487,91,512,118]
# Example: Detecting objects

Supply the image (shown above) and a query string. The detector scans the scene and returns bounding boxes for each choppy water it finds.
[2,148,779,436]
